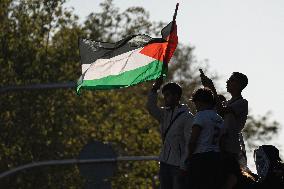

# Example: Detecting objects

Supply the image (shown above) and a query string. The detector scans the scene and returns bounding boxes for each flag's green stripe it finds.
[76,60,165,93]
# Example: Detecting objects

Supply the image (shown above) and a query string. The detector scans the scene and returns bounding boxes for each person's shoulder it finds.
[202,109,216,116]
[185,111,194,119]
[186,109,194,117]
[228,97,248,110]
[208,110,223,122]
[240,97,248,104]
[237,98,248,110]
[179,104,194,116]
[235,96,248,104]
[194,110,208,120]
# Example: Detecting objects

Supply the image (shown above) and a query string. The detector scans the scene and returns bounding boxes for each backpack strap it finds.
[162,111,186,143]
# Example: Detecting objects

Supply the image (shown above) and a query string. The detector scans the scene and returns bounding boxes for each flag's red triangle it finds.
[140,21,178,63]
[139,43,167,62]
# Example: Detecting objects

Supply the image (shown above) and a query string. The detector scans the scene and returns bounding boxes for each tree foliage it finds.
[0,0,280,188]
[243,112,279,149]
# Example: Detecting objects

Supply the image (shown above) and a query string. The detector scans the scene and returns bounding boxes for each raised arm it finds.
[199,69,225,113]
[146,77,164,122]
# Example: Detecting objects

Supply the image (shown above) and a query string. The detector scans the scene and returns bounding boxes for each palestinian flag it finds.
[76,21,178,93]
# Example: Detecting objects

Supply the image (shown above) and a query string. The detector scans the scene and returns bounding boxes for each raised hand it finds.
[152,76,163,92]
[199,69,215,91]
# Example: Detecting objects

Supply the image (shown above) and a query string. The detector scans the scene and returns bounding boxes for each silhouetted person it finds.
[254,145,284,189]
[200,71,248,162]
[199,70,249,188]
[146,77,194,189]
[223,72,249,170]
[187,87,224,189]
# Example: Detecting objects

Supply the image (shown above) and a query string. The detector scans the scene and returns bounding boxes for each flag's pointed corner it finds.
[76,86,81,96]
[76,76,84,96]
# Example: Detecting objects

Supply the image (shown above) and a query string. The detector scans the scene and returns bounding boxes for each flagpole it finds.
[162,3,179,76]
[173,3,179,22]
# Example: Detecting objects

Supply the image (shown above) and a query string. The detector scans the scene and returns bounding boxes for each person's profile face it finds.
[226,75,239,93]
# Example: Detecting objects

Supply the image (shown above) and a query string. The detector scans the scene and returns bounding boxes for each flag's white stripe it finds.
[81,48,146,74]
[83,47,157,80]
[82,64,90,74]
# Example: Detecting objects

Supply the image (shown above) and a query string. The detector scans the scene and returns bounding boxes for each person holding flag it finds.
[76,3,190,188]
[147,78,193,189]
[145,3,193,189]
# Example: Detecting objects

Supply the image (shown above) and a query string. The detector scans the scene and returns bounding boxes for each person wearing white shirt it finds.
[187,87,224,189]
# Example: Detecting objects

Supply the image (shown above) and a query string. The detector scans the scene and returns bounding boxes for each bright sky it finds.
[65,0,284,170]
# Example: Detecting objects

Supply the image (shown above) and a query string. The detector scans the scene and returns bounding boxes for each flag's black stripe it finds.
[79,35,166,65]
[161,21,174,40]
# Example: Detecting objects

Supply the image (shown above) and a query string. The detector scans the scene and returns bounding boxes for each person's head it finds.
[161,82,182,108]
[255,145,282,164]
[191,87,215,111]
[254,145,282,181]
[226,72,248,94]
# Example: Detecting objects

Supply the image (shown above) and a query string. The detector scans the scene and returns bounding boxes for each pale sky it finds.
[65,0,284,170]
